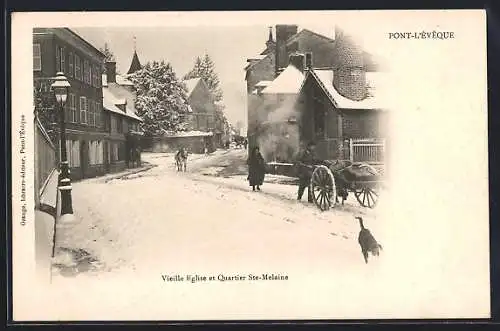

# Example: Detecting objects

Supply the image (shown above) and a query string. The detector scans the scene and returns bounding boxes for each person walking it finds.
[297,141,316,203]
[247,146,266,191]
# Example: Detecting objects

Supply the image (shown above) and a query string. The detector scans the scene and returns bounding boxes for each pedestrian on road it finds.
[247,146,266,191]
[297,141,316,203]
[243,139,248,150]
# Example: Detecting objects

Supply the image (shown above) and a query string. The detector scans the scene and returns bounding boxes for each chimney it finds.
[305,52,313,69]
[332,33,367,101]
[105,61,116,84]
[289,53,305,73]
[275,24,298,76]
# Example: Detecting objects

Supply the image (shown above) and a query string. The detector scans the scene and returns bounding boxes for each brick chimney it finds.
[105,61,117,84]
[332,33,367,101]
[275,25,298,76]
[305,52,313,70]
[289,53,305,73]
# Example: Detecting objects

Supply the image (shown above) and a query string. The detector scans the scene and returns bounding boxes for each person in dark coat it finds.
[247,146,266,191]
[297,142,317,203]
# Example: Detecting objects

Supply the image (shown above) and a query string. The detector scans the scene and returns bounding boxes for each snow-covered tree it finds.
[129,60,191,136]
[99,43,117,74]
[100,42,115,62]
[184,54,224,102]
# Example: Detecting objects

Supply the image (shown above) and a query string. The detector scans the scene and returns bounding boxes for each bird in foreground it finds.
[356,216,383,264]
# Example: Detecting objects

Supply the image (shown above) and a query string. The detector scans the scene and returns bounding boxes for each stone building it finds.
[33,27,107,180]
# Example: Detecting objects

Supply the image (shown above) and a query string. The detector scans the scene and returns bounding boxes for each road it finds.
[42,149,410,320]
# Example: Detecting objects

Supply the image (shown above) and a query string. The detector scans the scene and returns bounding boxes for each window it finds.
[55,45,65,73]
[84,60,90,84]
[314,107,325,138]
[111,143,119,162]
[65,140,81,167]
[75,54,81,80]
[95,102,101,128]
[117,118,123,133]
[118,142,126,160]
[89,141,104,165]
[69,94,77,122]
[56,45,60,72]
[88,99,95,126]
[111,116,117,132]
[33,44,41,71]
[92,64,98,87]
[66,93,73,122]
[68,52,73,77]
[60,47,65,74]
[122,118,128,133]
[89,64,92,86]
[80,96,87,124]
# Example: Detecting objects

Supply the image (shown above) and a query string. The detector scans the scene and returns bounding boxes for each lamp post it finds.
[51,72,73,215]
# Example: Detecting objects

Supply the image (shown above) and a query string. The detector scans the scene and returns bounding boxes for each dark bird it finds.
[356,216,383,264]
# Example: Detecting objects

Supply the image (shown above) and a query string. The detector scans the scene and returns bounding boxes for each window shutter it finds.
[55,45,60,72]
[68,52,73,77]
[61,47,65,74]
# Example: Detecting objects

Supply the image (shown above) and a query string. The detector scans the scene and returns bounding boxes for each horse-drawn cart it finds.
[264,159,384,212]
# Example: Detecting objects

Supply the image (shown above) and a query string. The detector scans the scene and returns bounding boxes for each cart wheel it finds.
[354,187,379,208]
[310,165,337,211]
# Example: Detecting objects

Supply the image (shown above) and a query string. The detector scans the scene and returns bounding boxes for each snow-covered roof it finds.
[261,64,305,94]
[244,53,272,71]
[162,129,213,137]
[311,69,388,110]
[102,74,134,87]
[247,54,267,61]
[183,78,201,97]
[255,80,272,87]
[102,88,143,121]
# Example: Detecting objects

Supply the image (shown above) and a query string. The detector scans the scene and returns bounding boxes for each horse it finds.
[175,148,188,172]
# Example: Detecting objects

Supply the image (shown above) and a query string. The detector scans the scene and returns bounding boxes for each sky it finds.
[72,25,338,128]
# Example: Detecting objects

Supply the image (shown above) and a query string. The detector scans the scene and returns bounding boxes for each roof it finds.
[308,69,388,110]
[102,74,134,87]
[127,51,142,75]
[285,28,335,46]
[261,64,305,94]
[183,78,201,97]
[255,80,272,87]
[247,54,267,61]
[244,53,272,72]
[102,87,143,121]
[162,130,213,137]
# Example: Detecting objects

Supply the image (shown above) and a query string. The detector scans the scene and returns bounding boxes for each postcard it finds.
[11,10,489,321]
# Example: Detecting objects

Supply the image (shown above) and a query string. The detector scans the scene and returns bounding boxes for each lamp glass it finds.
[54,87,68,104]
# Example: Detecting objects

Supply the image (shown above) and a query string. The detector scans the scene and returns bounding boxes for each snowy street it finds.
[53,149,387,279]
[40,149,480,320]
[42,149,419,320]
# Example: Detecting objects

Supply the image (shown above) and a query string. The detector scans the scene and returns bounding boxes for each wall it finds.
[296,31,336,68]
[246,54,275,93]
[150,136,212,154]
[342,109,388,139]
[188,82,216,131]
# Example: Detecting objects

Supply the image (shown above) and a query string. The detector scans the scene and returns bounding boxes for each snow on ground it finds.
[41,148,428,320]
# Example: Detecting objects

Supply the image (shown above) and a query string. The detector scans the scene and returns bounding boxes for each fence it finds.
[34,113,58,204]
[349,138,385,164]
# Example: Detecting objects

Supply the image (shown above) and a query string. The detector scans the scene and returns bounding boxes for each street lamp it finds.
[51,72,73,215]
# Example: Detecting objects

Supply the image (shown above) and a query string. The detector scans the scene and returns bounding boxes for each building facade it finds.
[33,28,107,180]
[102,61,144,173]
[245,26,388,164]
